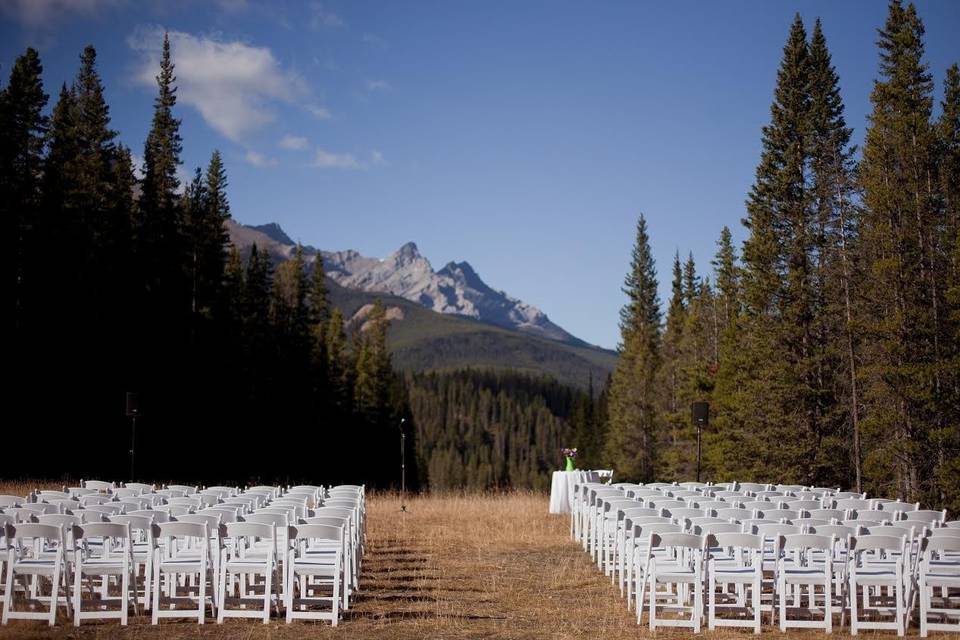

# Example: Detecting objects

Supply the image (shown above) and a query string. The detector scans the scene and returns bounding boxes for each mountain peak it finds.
[395,241,420,258]
[249,222,294,246]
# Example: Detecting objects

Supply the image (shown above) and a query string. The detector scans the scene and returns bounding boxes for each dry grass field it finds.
[0,483,948,639]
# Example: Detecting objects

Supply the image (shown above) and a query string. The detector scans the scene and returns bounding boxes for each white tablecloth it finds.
[549,470,600,514]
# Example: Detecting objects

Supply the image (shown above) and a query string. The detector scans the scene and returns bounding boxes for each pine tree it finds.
[859,0,942,501]
[658,252,687,479]
[737,14,820,483]
[1,48,48,332]
[325,307,352,410]
[355,300,392,419]
[138,32,186,312]
[808,18,862,489]
[605,215,661,481]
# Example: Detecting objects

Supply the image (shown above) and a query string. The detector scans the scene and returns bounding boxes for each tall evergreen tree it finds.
[1,48,48,331]
[859,0,942,501]
[808,18,862,489]
[605,215,661,481]
[138,32,185,312]
[737,14,822,483]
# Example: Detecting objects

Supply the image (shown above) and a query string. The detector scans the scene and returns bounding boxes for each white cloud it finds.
[313,148,363,170]
[306,104,333,120]
[128,26,308,142]
[365,79,391,92]
[1,0,118,27]
[370,150,385,165]
[245,149,277,168]
[279,135,309,150]
[309,2,343,28]
[362,33,388,49]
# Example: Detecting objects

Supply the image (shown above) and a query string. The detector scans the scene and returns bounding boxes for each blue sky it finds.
[2,1,959,349]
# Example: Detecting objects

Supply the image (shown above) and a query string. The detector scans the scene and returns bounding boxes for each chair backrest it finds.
[667,507,708,520]
[786,500,823,511]
[3,507,39,521]
[73,522,130,542]
[694,522,742,535]
[930,527,960,538]
[82,480,115,492]
[159,505,194,517]
[37,513,82,529]
[0,495,24,508]
[288,523,342,543]
[710,531,764,551]
[716,508,753,521]
[836,498,873,510]
[650,531,704,550]
[166,484,198,495]
[806,524,861,539]
[175,513,221,531]
[202,507,238,523]
[242,512,289,527]
[301,516,350,528]
[877,500,919,513]
[78,510,107,523]
[905,509,946,524]
[84,504,123,515]
[224,521,274,540]
[125,482,155,494]
[113,488,141,498]
[922,536,960,558]
[167,497,202,508]
[754,522,803,538]
[756,509,799,521]
[850,533,907,555]
[79,494,112,506]
[780,533,836,553]
[866,524,916,539]
[37,490,71,501]
[5,522,64,546]
[807,508,845,521]
[109,514,153,533]
[129,509,168,523]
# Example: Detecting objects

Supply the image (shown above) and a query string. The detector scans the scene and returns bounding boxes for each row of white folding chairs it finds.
[570,482,958,635]
[1,484,365,626]
[623,529,959,635]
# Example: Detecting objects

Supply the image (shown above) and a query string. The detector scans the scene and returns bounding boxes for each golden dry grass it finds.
[0,484,946,638]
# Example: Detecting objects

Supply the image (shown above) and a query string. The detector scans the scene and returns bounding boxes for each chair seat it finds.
[79,561,127,574]
[712,566,760,582]
[924,572,960,587]
[159,560,206,572]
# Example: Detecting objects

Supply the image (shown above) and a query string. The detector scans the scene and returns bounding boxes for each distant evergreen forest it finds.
[2,2,957,505]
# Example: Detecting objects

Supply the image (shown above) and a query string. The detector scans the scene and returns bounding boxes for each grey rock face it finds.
[321,242,579,344]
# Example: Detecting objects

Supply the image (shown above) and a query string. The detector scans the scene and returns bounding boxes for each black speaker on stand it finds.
[691,401,709,483]
[126,392,140,482]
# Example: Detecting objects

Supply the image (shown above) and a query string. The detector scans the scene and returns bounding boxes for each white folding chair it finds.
[708,532,764,633]
[71,522,137,626]
[918,536,960,637]
[848,533,909,636]
[150,522,216,624]
[1,522,71,626]
[777,533,835,632]
[217,522,280,623]
[646,532,706,632]
[285,524,342,625]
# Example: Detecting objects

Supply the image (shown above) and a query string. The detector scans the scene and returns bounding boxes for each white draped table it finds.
[548,470,600,514]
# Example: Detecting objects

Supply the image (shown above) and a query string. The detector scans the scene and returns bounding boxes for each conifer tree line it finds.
[1,35,415,486]
[605,2,960,511]
[405,369,606,490]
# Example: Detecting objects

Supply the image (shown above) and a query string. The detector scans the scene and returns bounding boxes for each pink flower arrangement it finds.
[561,447,578,458]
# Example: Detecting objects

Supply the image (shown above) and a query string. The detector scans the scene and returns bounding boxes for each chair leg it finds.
[753,573,762,634]
[216,565,226,624]
[262,566,272,624]
[49,563,61,626]
[151,567,161,625]
[779,576,787,632]
[849,574,859,635]
[121,570,129,626]
[708,568,716,630]
[73,566,82,627]
[824,575,832,633]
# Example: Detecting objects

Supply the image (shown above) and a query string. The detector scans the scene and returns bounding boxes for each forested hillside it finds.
[405,370,607,490]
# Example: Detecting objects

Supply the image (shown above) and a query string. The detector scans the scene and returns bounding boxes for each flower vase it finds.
[565,457,575,472]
